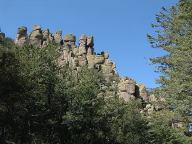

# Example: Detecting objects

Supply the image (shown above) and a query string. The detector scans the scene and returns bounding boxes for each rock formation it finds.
[14,25,150,102]
[138,84,149,101]
[29,25,43,47]
[54,31,63,44]
[42,29,52,47]
[118,77,136,102]
[15,26,28,46]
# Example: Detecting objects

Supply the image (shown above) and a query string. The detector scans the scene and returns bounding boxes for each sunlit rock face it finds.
[15,26,28,46]
[14,25,149,102]
[29,25,43,47]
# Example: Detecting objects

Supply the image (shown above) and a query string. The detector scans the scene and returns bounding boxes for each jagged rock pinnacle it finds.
[14,25,149,102]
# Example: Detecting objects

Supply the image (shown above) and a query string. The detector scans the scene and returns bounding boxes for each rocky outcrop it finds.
[29,25,43,47]
[54,31,63,44]
[15,26,28,46]
[118,77,136,102]
[138,84,149,101]
[42,29,54,47]
[14,25,149,102]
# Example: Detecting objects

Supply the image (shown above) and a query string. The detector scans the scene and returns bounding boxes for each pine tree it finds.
[148,0,192,117]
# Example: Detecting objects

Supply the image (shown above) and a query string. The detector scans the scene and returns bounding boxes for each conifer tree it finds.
[148,0,192,116]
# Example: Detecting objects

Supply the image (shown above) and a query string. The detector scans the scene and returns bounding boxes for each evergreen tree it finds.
[148,0,192,117]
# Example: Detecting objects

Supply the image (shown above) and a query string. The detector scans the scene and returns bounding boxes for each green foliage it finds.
[0,43,150,144]
[148,0,192,143]
[148,0,192,117]
[147,110,189,144]
[107,99,149,144]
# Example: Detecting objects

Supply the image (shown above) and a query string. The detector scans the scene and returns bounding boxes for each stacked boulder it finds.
[42,29,54,47]
[29,25,43,47]
[14,25,149,102]
[118,77,136,102]
[15,26,28,46]
[138,84,149,101]
[54,31,63,44]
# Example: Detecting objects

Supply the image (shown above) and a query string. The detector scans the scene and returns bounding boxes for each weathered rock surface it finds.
[14,25,149,102]
[138,84,149,101]
[54,31,63,44]
[29,25,43,47]
[118,77,136,102]
[15,26,28,46]
[42,29,54,47]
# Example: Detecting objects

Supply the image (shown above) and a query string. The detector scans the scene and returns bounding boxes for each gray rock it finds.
[43,29,50,40]
[32,25,41,31]
[54,31,62,44]
[79,34,87,47]
[104,52,109,59]
[29,25,43,47]
[64,34,76,42]
[87,36,94,47]
[138,84,149,101]
[15,26,28,46]
[118,77,137,101]
[87,55,95,68]
[87,47,93,55]
[95,55,105,64]
[42,29,51,47]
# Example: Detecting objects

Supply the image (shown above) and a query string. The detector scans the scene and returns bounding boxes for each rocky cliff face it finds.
[14,25,149,102]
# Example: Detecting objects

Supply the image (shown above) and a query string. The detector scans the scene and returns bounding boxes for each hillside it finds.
[3,25,149,102]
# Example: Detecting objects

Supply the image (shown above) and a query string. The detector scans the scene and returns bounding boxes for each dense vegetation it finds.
[148,0,192,143]
[1,0,192,143]
[0,39,150,144]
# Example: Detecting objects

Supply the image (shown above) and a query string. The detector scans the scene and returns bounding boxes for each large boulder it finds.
[95,55,105,64]
[104,52,109,59]
[78,34,87,55]
[54,31,63,44]
[87,55,95,68]
[64,34,76,42]
[87,47,94,55]
[78,46,87,55]
[138,84,149,101]
[87,36,94,47]
[80,34,87,43]
[15,26,28,46]
[101,59,116,75]
[118,77,136,101]
[29,25,43,47]
[42,29,52,47]
[86,36,94,55]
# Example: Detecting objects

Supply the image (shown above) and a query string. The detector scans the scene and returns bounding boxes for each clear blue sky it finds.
[0,0,178,88]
